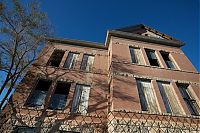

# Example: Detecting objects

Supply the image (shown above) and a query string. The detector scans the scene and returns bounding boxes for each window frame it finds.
[71,84,91,114]
[160,51,176,69]
[63,52,80,69]
[145,49,160,67]
[47,49,65,67]
[136,79,159,113]
[25,79,52,107]
[80,54,95,72]
[48,81,71,110]
[177,83,199,116]
[129,47,144,65]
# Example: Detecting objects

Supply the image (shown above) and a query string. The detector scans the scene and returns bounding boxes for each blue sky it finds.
[40,0,199,71]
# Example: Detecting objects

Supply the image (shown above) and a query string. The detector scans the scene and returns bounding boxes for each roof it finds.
[114,24,184,46]
[47,24,185,49]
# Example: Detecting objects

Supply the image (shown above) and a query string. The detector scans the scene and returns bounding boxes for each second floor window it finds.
[80,54,94,72]
[49,82,71,110]
[145,49,160,67]
[129,47,144,65]
[26,79,52,107]
[47,49,65,67]
[136,79,159,113]
[177,83,199,116]
[63,52,79,69]
[157,82,182,114]
[71,84,91,114]
[160,52,176,69]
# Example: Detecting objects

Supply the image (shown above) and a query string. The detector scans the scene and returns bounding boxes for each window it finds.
[47,49,65,67]
[14,126,35,133]
[136,79,159,113]
[157,82,182,114]
[63,52,79,69]
[49,82,71,110]
[26,79,52,107]
[177,83,199,115]
[129,47,144,64]
[160,52,176,69]
[80,54,94,71]
[145,49,160,67]
[56,131,80,133]
[71,84,91,114]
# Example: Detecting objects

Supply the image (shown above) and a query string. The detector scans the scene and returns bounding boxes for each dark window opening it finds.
[14,126,35,133]
[160,52,175,69]
[177,83,199,116]
[26,79,52,107]
[145,49,160,67]
[47,49,65,67]
[49,82,71,110]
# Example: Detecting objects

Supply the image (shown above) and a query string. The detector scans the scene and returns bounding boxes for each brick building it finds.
[1,24,200,132]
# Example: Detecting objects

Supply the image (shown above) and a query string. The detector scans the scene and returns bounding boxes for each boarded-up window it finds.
[26,79,52,107]
[177,83,199,115]
[129,47,144,65]
[136,79,159,113]
[49,82,71,110]
[157,82,182,114]
[160,52,176,69]
[80,54,94,71]
[71,84,90,114]
[63,52,79,69]
[145,49,160,67]
[47,49,65,67]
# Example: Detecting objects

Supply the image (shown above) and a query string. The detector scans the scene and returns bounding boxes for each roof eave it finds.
[46,37,107,50]
[106,30,185,47]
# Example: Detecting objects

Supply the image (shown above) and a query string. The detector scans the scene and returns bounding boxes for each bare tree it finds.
[0,0,51,108]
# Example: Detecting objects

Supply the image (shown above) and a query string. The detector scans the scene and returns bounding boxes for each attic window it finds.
[49,82,71,110]
[47,49,65,67]
[145,49,160,67]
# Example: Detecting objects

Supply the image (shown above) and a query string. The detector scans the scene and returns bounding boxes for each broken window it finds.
[14,126,35,133]
[157,82,182,114]
[160,52,176,69]
[129,47,144,65]
[71,84,91,114]
[47,49,65,67]
[49,82,71,110]
[177,83,199,115]
[63,52,79,69]
[145,49,160,67]
[80,54,94,71]
[136,79,159,113]
[26,79,52,107]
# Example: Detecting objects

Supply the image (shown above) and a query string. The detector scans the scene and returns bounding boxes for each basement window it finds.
[47,49,65,67]
[157,81,182,114]
[71,84,91,114]
[145,49,160,67]
[129,47,144,65]
[177,83,199,116]
[49,82,71,110]
[26,79,52,107]
[160,52,176,69]
[80,54,94,72]
[63,52,79,69]
[136,79,159,113]
[14,126,35,133]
